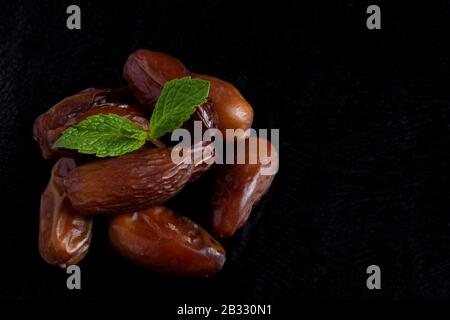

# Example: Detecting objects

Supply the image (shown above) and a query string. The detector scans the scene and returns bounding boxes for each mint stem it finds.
[148,137,166,148]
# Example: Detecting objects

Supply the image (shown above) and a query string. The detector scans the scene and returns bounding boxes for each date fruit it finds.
[193,73,254,140]
[64,147,195,214]
[34,48,274,276]
[33,88,148,159]
[109,206,226,277]
[211,138,278,238]
[123,49,189,106]
[123,50,218,131]
[39,158,93,268]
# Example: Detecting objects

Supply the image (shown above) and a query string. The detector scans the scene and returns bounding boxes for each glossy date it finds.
[211,138,278,238]
[39,158,93,268]
[193,73,254,140]
[109,206,226,277]
[123,49,217,131]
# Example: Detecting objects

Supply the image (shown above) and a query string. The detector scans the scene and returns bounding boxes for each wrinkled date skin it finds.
[33,87,149,160]
[123,49,217,130]
[183,140,216,181]
[39,158,93,268]
[181,99,218,133]
[64,147,195,214]
[109,206,226,277]
[211,138,278,238]
[192,73,254,140]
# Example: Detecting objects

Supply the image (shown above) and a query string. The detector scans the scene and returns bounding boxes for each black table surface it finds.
[1,0,450,305]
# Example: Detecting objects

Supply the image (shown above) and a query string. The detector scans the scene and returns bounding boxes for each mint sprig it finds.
[53,76,210,157]
[53,114,147,157]
[149,76,209,140]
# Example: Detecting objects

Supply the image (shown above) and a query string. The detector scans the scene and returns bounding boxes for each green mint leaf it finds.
[149,76,210,140]
[53,114,147,157]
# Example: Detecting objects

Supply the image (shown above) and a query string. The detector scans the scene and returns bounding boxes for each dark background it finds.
[1,0,450,305]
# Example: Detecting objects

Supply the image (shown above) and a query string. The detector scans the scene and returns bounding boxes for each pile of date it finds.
[33,49,278,277]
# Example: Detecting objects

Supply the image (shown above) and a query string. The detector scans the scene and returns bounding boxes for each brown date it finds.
[33,87,149,160]
[123,49,189,106]
[109,206,226,277]
[64,147,195,214]
[39,158,93,268]
[192,73,254,140]
[211,138,278,238]
[123,49,217,131]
